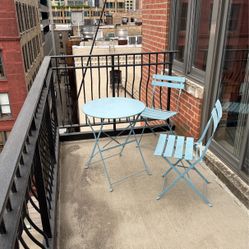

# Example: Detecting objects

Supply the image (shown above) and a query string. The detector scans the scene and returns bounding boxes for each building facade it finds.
[52,4,138,25]
[142,0,249,179]
[0,0,54,151]
[51,0,85,6]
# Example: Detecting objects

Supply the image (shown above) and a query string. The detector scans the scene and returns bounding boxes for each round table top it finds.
[82,97,145,119]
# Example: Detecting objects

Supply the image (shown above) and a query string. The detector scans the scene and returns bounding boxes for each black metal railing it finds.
[0,50,176,248]
[0,57,58,248]
[51,51,175,137]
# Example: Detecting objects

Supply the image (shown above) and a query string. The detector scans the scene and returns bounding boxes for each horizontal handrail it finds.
[0,56,58,248]
[51,50,178,59]
[0,57,51,219]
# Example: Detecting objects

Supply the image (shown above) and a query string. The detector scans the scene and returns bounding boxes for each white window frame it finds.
[0,93,11,117]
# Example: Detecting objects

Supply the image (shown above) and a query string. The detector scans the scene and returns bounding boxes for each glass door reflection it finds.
[214,0,249,174]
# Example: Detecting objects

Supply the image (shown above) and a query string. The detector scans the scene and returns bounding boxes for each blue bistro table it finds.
[82,97,151,191]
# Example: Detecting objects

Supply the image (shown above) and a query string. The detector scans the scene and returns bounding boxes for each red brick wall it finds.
[142,0,170,52]
[0,0,27,133]
[173,90,202,139]
[141,0,202,139]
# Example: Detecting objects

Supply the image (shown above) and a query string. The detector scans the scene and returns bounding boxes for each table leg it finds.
[85,117,103,168]
[85,118,113,191]
[120,115,151,175]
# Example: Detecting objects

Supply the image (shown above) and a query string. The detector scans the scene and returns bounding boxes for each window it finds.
[174,1,188,62]
[0,93,11,117]
[129,36,136,45]
[170,0,214,80]
[16,2,24,33]
[213,0,249,175]
[0,51,5,78]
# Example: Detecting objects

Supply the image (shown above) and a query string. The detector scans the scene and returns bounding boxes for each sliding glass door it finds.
[214,0,249,176]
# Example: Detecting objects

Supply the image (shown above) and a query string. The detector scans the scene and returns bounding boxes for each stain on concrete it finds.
[58,143,118,249]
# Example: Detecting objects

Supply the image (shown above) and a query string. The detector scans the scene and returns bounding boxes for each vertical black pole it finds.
[111,55,116,131]
[50,70,58,128]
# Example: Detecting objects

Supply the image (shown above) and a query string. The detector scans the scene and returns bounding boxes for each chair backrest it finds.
[196,99,222,159]
[152,74,185,89]
[151,74,185,111]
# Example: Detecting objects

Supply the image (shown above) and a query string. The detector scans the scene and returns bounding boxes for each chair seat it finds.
[141,107,177,120]
[154,134,203,161]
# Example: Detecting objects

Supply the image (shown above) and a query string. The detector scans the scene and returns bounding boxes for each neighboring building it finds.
[72,42,142,125]
[51,0,86,6]
[113,10,141,25]
[51,0,128,27]
[0,0,54,152]
[54,25,72,55]
[52,5,141,26]
[54,22,141,54]
[142,0,249,178]
[41,0,55,56]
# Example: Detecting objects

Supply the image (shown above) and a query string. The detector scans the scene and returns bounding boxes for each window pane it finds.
[0,93,9,104]
[0,93,11,115]
[193,0,213,71]
[175,0,189,62]
[1,106,11,114]
[214,0,249,173]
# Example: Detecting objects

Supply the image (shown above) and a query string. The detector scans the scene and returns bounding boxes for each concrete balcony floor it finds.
[58,134,248,249]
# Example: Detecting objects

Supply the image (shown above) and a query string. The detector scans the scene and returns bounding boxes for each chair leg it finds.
[172,162,212,207]
[183,174,212,207]
[138,119,158,145]
[164,120,174,134]
[185,160,210,184]
[157,158,212,206]
[156,172,182,200]
[161,158,182,177]
[131,127,151,175]
[137,119,147,145]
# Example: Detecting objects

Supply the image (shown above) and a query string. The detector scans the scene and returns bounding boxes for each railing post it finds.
[50,69,58,127]
[45,101,57,164]
[34,145,52,239]
[111,54,116,131]
[111,55,116,97]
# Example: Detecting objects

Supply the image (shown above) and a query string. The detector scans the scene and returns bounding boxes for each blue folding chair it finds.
[154,99,222,206]
[139,74,185,144]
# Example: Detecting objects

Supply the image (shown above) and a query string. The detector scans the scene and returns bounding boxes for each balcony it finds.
[0,52,248,248]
